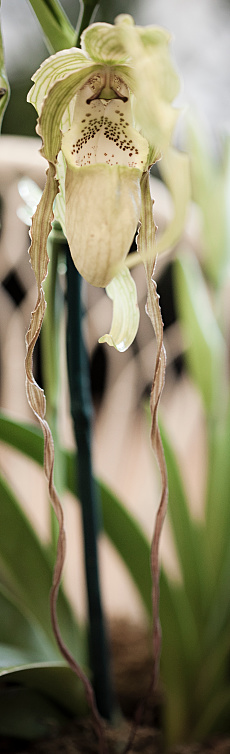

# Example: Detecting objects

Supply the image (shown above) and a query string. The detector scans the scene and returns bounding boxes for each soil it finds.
[1,621,230,754]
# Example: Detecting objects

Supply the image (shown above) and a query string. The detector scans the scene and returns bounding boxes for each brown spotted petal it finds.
[61,85,148,287]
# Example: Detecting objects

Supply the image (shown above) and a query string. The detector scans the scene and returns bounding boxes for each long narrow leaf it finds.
[0,683,68,739]
[205,399,230,593]
[0,583,56,667]
[174,253,226,413]
[0,413,44,464]
[0,412,152,617]
[0,473,86,663]
[0,662,87,720]
[159,570,200,745]
[193,685,230,742]
[160,420,206,620]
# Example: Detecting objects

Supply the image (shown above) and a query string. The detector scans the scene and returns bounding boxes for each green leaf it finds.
[0,412,44,464]
[204,400,230,590]
[160,420,206,620]
[159,570,200,745]
[157,148,190,256]
[0,412,152,618]
[0,683,68,739]
[174,252,226,412]
[193,685,230,742]
[188,121,230,288]
[0,662,87,723]
[0,472,86,664]
[27,0,76,53]
[0,583,56,668]
[196,626,230,715]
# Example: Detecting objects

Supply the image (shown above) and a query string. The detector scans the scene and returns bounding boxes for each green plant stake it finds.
[66,248,115,721]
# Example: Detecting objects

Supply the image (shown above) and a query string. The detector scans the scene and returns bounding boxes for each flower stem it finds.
[66,246,115,721]
[75,0,99,44]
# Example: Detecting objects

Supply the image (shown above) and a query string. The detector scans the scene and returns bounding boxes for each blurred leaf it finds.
[27,0,76,53]
[0,683,68,739]
[174,252,226,412]
[160,420,206,619]
[0,412,44,464]
[0,583,56,668]
[160,570,200,745]
[0,472,86,664]
[188,121,230,287]
[0,411,152,617]
[0,661,87,722]
[157,147,190,255]
[205,399,230,586]
[193,685,230,742]
[196,627,230,718]
[0,592,87,738]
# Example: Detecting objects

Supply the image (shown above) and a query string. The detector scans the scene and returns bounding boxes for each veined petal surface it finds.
[81,22,128,65]
[27,48,90,116]
[63,163,142,287]
[37,65,103,163]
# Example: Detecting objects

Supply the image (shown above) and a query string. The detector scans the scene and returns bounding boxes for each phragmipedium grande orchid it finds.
[25,13,189,750]
[27,13,189,352]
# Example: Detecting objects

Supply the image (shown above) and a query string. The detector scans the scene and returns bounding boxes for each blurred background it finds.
[1,0,230,137]
[0,0,230,622]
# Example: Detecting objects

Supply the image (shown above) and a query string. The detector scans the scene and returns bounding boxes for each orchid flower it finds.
[27,13,189,354]
[25,16,189,738]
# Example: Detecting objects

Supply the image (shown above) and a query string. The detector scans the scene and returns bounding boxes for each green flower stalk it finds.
[25,12,189,750]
